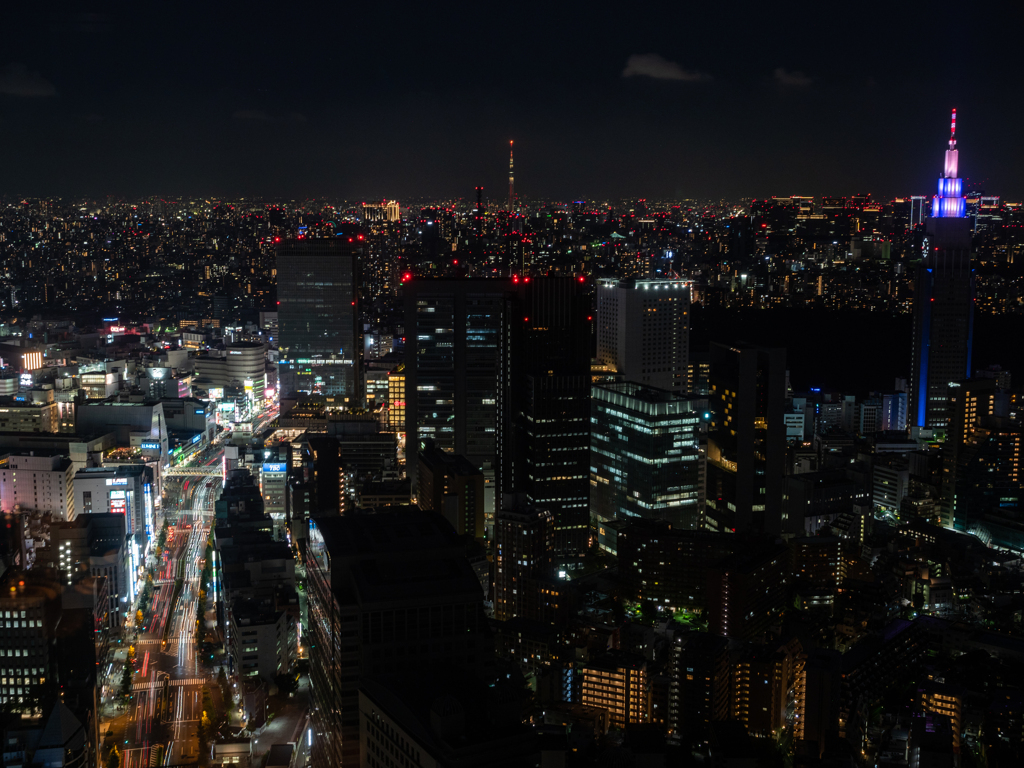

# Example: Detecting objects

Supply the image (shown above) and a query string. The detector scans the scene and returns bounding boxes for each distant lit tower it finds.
[473,186,484,237]
[910,109,975,435]
[507,140,516,214]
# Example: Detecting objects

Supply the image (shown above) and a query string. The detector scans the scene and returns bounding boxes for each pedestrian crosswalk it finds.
[131,677,210,691]
[173,677,208,687]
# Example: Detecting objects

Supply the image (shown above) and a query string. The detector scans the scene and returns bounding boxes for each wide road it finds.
[116,464,221,767]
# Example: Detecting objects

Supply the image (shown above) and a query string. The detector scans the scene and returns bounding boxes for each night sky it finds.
[2,2,1021,201]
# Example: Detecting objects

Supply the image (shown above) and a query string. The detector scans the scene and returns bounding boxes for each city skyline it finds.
[3,0,1024,758]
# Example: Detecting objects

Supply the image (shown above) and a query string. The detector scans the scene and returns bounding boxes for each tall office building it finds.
[417,440,486,540]
[0,569,59,716]
[945,378,1022,547]
[910,110,974,434]
[596,278,691,394]
[492,502,554,622]
[277,233,363,410]
[0,452,76,521]
[943,378,998,528]
[590,381,706,531]
[670,632,730,734]
[705,542,789,641]
[706,342,787,535]
[497,277,591,555]
[403,279,505,490]
[306,510,493,768]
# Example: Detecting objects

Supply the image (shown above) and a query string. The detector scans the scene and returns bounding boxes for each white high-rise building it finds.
[0,452,76,520]
[596,278,691,393]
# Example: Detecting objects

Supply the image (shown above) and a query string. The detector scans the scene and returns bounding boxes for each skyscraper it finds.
[306,510,494,768]
[590,381,706,531]
[951,419,1022,547]
[706,342,787,535]
[596,278,691,394]
[944,378,1022,544]
[943,377,999,525]
[403,278,505,493]
[497,276,592,555]
[492,502,554,622]
[910,110,974,434]
[277,232,363,410]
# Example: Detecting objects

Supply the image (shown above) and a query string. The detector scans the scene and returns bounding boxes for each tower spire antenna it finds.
[508,140,515,213]
[935,109,964,216]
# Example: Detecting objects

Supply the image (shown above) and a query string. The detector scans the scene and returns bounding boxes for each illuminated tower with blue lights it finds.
[910,110,974,435]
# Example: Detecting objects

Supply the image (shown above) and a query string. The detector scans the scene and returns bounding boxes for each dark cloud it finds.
[622,54,711,82]
[0,63,56,97]
[774,67,812,87]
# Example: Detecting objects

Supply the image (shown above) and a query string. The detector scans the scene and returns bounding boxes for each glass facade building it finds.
[276,235,362,405]
[590,381,705,531]
[498,277,592,556]
[403,280,504,476]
